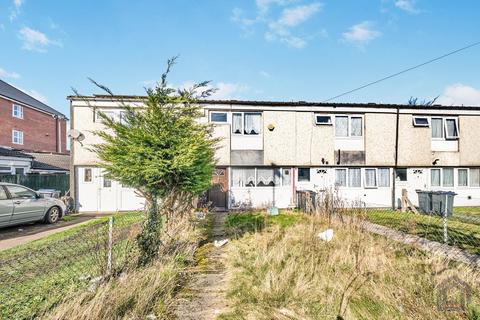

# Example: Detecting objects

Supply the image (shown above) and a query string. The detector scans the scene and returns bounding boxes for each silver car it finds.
[0,183,67,228]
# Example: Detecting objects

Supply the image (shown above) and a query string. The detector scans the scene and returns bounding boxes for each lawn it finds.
[220,211,480,320]
[0,211,145,319]
[357,209,480,255]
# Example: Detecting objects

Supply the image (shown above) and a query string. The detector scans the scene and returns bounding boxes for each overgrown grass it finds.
[454,207,480,219]
[220,215,480,319]
[0,211,145,319]
[359,209,480,255]
[225,210,303,237]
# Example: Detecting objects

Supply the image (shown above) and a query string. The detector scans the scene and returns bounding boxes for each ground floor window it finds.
[458,169,468,187]
[470,168,480,187]
[231,167,291,188]
[442,168,454,187]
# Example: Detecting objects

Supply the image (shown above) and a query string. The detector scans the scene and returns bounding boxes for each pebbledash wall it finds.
[69,96,480,212]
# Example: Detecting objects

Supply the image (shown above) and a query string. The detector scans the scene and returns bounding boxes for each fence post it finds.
[106,216,114,276]
[441,200,448,245]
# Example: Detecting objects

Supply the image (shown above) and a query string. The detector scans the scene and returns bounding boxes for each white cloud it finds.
[256,0,295,14]
[9,0,24,21]
[259,70,271,78]
[18,27,61,52]
[342,21,381,47]
[395,0,419,14]
[209,82,249,100]
[437,84,480,106]
[278,3,322,27]
[0,67,21,79]
[14,0,24,8]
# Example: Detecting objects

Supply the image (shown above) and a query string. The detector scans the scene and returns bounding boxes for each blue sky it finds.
[1,0,480,116]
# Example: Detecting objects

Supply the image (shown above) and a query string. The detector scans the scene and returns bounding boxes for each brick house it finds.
[0,79,68,154]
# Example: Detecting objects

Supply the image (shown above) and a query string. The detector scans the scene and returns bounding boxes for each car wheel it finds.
[45,206,61,224]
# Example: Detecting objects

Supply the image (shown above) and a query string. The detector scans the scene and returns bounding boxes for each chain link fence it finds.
[0,212,145,319]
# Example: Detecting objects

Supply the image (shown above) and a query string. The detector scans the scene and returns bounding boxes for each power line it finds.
[322,40,480,103]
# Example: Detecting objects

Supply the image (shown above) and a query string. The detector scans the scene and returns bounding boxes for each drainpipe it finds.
[392,106,400,210]
[55,115,60,153]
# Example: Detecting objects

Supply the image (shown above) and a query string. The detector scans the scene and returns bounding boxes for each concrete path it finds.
[173,211,229,319]
[0,213,106,251]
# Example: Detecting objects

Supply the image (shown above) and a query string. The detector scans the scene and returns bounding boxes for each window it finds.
[12,104,23,119]
[365,169,377,188]
[431,117,459,140]
[442,168,454,187]
[210,112,227,123]
[231,168,255,187]
[12,130,24,145]
[315,115,332,125]
[334,115,363,137]
[103,177,112,188]
[335,169,347,187]
[256,168,275,187]
[14,168,25,175]
[0,187,7,200]
[470,168,480,187]
[96,110,116,122]
[335,116,348,137]
[282,168,291,186]
[378,168,390,187]
[7,186,37,199]
[298,168,310,182]
[244,113,261,135]
[84,168,92,183]
[232,113,242,134]
[458,169,468,187]
[348,168,361,187]
[413,116,429,127]
[445,118,459,139]
[0,166,11,173]
[395,168,407,182]
[119,111,127,124]
[431,169,441,187]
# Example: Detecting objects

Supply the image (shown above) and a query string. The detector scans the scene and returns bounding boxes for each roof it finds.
[25,152,70,172]
[68,94,480,111]
[0,147,33,159]
[0,79,66,117]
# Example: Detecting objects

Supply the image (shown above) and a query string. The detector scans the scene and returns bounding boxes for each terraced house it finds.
[69,95,480,212]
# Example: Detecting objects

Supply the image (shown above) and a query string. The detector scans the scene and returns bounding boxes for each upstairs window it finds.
[232,112,261,135]
[315,115,332,125]
[12,130,24,145]
[96,110,116,123]
[413,116,429,127]
[431,117,459,140]
[210,112,227,123]
[12,104,23,119]
[334,115,363,137]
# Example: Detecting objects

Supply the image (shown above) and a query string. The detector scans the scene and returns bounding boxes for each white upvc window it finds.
[470,168,480,187]
[364,168,377,188]
[12,130,24,145]
[0,166,12,174]
[458,168,468,187]
[210,112,228,123]
[96,110,116,123]
[348,168,361,188]
[315,114,332,125]
[232,112,262,135]
[83,168,93,183]
[334,115,363,138]
[431,117,459,140]
[12,104,23,119]
[231,167,290,188]
[412,116,429,127]
[442,168,454,187]
[431,168,441,187]
[335,169,347,187]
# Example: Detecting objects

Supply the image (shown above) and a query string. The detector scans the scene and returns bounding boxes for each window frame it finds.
[83,168,93,183]
[334,114,364,138]
[315,114,332,125]
[298,168,310,182]
[210,112,228,123]
[412,116,430,127]
[348,168,362,188]
[395,168,408,182]
[378,168,390,187]
[230,167,291,188]
[431,117,459,140]
[12,129,24,145]
[0,166,12,174]
[469,168,480,188]
[442,168,454,187]
[12,104,24,119]
[335,168,347,187]
[364,168,378,189]
[95,110,116,123]
[231,112,262,136]
[430,168,441,187]
[457,168,469,187]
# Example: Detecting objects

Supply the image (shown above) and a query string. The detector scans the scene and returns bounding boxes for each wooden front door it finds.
[208,167,228,209]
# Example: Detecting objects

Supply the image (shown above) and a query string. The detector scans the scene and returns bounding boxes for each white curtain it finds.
[442,168,454,187]
[431,118,443,138]
[470,168,480,187]
[232,113,242,134]
[335,169,347,187]
[335,116,348,137]
[431,169,441,187]
[378,168,390,187]
[244,113,261,135]
[257,168,275,187]
[348,168,361,187]
[365,169,377,187]
[458,169,468,187]
[350,117,362,137]
[231,168,255,187]
[445,119,458,138]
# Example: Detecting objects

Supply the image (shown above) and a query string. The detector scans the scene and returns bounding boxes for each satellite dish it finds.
[69,129,85,142]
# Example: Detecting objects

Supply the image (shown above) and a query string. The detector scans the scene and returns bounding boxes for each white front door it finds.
[77,167,99,212]
[99,172,117,212]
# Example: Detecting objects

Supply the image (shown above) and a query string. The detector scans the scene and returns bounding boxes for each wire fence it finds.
[297,190,480,268]
[0,212,145,319]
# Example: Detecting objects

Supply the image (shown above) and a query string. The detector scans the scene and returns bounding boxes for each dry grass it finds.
[220,214,480,320]
[45,215,209,320]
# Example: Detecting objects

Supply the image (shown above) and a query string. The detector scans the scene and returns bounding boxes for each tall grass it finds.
[220,215,479,319]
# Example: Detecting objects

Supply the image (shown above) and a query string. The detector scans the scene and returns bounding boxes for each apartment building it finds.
[0,80,68,154]
[69,95,480,212]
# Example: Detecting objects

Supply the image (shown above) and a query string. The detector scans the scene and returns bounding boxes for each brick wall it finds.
[0,96,68,153]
